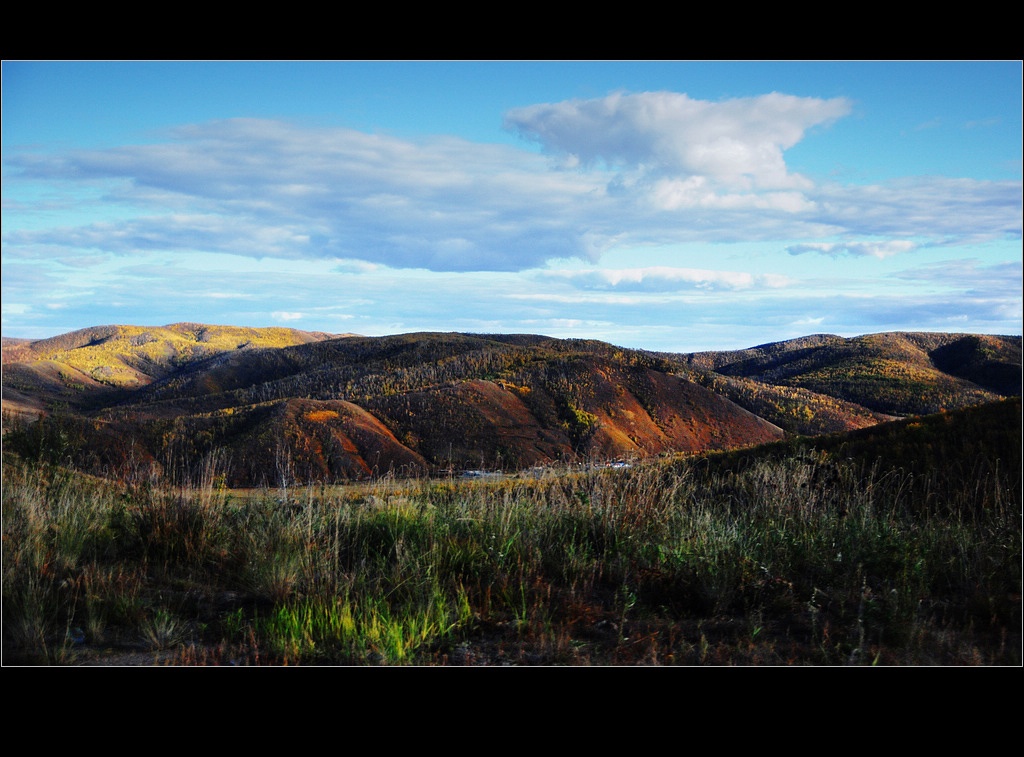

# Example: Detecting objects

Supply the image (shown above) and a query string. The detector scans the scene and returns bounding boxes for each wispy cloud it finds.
[787,240,918,259]
[965,117,1001,130]
[540,266,793,291]
[913,118,943,132]
[810,178,1022,242]
[892,258,1024,299]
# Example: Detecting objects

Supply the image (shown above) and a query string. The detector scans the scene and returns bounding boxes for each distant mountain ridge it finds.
[2,324,1019,487]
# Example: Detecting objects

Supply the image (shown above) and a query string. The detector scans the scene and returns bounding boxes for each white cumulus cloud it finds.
[504,90,852,191]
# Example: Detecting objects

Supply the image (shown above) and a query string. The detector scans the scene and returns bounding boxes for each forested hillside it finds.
[2,325,1019,487]
[0,322,340,417]
[678,331,1020,416]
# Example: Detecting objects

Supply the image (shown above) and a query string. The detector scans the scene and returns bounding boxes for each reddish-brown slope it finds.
[565,365,784,461]
[218,399,429,486]
[365,366,785,472]
[366,379,570,470]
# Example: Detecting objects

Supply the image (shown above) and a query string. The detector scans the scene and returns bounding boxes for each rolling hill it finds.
[678,331,1021,416]
[2,325,1020,487]
[0,323,342,418]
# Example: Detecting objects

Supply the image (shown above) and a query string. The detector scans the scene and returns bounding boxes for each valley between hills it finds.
[1,323,1020,489]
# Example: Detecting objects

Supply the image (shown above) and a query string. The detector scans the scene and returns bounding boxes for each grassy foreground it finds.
[3,430,1019,666]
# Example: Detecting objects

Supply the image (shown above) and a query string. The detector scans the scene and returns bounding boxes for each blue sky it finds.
[2,60,1021,352]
